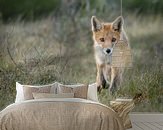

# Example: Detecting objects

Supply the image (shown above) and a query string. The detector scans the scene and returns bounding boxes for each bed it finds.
[0,82,125,130]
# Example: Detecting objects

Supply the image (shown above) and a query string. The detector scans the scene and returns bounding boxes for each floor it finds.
[128,113,163,130]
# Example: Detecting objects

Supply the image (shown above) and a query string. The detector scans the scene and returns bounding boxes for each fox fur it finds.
[91,16,129,94]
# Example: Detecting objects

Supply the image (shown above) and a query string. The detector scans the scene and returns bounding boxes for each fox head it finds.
[91,16,126,55]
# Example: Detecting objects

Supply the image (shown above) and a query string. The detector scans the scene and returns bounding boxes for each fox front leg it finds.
[96,65,106,92]
[109,68,118,95]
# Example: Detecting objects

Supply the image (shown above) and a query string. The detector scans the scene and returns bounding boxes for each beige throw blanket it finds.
[110,99,135,129]
[0,98,125,130]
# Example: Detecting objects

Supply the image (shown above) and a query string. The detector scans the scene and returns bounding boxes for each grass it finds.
[0,14,162,112]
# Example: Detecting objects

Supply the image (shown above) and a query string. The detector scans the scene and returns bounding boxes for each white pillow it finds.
[15,82,24,103]
[15,82,58,103]
[87,83,99,102]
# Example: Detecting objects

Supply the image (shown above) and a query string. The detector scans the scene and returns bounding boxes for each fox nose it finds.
[106,49,111,54]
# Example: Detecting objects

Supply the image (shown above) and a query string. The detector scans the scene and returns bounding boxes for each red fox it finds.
[91,16,129,94]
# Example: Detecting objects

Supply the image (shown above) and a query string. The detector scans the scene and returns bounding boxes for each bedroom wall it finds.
[0,0,162,112]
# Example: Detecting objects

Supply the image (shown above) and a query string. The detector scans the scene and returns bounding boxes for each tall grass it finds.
[0,14,162,111]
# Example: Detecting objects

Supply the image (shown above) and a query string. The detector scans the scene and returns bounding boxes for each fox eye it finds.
[99,38,105,42]
[112,38,116,42]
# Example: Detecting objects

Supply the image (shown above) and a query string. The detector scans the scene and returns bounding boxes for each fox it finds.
[91,16,129,94]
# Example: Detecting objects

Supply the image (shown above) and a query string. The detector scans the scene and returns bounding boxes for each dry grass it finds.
[0,14,162,111]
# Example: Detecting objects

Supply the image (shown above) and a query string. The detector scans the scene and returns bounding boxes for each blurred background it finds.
[0,0,162,111]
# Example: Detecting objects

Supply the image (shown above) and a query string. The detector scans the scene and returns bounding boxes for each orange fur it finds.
[93,24,120,48]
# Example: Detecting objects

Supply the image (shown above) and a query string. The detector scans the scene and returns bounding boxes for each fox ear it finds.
[91,16,102,32]
[112,16,124,32]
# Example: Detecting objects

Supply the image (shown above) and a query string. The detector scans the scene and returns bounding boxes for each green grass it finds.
[0,14,162,111]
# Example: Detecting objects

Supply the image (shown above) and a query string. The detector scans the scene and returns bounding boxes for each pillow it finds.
[57,83,88,99]
[15,82,58,103]
[23,85,51,100]
[32,93,74,99]
[87,83,98,102]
